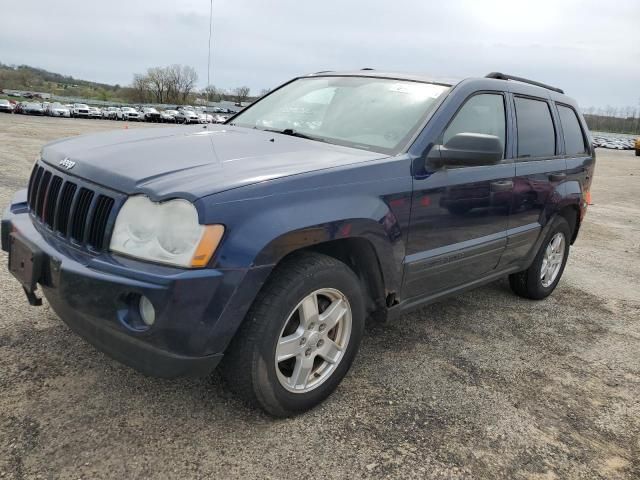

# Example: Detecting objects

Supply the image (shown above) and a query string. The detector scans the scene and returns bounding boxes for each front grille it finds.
[27,163,117,252]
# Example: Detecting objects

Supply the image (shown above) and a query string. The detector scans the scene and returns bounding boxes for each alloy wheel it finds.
[540,232,565,287]
[275,288,352,393]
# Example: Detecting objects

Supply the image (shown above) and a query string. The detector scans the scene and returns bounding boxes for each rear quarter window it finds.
[514,97,556,158]
[557,105,587,156]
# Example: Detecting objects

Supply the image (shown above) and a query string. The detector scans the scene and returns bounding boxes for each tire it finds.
[221,252,365,417]
[509,216,571,300]
[635,149,639,157]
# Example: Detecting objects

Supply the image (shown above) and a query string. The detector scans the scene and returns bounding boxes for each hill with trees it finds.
[0,62,132,102]
[0,62,256,106]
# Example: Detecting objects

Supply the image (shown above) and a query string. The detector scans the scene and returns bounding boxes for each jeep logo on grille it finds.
[59,158,76,170]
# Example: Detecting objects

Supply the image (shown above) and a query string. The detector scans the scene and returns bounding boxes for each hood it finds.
[41,125,387,201]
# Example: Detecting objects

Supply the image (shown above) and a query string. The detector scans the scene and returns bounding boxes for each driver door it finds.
[403,92,515,299]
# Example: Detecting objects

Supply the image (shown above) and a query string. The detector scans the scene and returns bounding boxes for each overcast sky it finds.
[2,0,639,109]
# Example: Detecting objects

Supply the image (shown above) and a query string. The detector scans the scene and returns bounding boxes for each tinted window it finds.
[514,97,556,158]
[443,93,506,159]
[557,105,587,155]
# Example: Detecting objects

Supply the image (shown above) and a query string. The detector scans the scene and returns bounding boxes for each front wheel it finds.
[509,216,571,300]
[221,252,365,417]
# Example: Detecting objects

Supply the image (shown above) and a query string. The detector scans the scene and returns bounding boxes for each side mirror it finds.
[428,133,503,169]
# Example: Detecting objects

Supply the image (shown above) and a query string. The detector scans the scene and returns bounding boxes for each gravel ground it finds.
[0,115,639,479]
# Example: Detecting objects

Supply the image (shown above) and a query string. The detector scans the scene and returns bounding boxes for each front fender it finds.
[211,191,408,293]
[254,215,403,292]
[197,160,413,294]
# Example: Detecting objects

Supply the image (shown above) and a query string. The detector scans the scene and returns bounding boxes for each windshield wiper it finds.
[260,127,325,143]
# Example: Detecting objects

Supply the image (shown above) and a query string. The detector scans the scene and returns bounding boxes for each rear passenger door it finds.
[500,95,566,266]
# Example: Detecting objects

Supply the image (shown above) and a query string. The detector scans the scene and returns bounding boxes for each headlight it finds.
[109,196,224,268]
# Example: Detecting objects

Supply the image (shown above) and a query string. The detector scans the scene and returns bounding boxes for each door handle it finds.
[490,180,513,192]
[549,173,566,182]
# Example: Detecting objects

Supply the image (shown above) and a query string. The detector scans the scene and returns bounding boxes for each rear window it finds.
[557,105,587,155]
[515,97,556,158]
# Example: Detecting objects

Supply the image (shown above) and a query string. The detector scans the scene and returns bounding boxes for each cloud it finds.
[1,0,638,108]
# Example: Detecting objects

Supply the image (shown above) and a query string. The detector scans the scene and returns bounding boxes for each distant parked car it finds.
[197,112,213,124]
[46,102,71,117]
[88,107,102,119]
[141,107,161,122]
[212,114,227,123]
[102,107,120,120]
[160,110,178,123]
[175,108,199,124]
[23,102,45,115]
[0,99,14,113]
[71,104,90,118]
[117,107,141,121]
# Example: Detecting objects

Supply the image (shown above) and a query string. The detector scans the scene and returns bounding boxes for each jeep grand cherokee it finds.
[2,71,594,416]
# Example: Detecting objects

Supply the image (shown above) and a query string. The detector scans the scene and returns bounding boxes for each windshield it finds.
[76,104,88,108]
[230,76,450,153]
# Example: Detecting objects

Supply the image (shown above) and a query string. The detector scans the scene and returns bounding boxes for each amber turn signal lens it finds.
[190,225,225,267]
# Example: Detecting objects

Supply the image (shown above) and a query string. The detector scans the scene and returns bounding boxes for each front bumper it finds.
[2,192,269,377]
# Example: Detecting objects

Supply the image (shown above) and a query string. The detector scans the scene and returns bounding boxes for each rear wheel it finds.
[509,216,571,300]
[221,252,365,417]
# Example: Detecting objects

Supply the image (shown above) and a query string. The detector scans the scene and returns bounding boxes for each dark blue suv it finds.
[2,71,595,416]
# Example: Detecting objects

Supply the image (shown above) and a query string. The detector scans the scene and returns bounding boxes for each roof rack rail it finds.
[313,70,334,74]
[485,72,564,94]
[361,68,374,71]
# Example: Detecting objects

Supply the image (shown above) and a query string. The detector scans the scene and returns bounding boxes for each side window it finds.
[557,105,587,156]
[443,93,506,159]
[514,97,556,158]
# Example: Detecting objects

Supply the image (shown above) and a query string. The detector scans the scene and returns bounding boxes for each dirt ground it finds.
[0,115,639,479]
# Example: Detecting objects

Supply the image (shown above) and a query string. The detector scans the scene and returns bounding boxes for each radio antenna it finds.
[207,0,213,100]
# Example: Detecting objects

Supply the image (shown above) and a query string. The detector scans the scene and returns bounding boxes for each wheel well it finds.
[292,238,388,316]
[558,204,579,244]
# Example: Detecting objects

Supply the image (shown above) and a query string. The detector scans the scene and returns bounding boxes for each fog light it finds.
[139,296,156,326]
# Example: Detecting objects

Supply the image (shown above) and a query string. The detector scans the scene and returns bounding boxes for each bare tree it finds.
[130,64,198,105]
[234,86,250,104]
[147,67,169,104]
[175,65,198,103]
[204,84,220,102]
[131,73,150,103]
